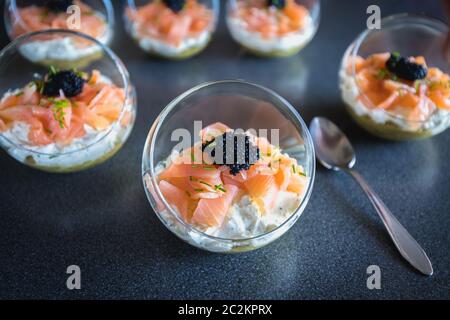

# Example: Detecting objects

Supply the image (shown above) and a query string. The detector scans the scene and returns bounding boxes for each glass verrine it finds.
[4,0,114,67]
[226,0,320,57]
[340,14,450,140]
[0,30,137,173]
[142,80,315,253]
[124,0,219,59]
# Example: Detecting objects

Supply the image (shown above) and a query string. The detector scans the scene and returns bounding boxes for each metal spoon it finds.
[309,117,433,276]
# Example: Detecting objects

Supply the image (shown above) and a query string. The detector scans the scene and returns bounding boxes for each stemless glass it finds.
[4,0,114,66]
[124,0,220,59]
[226,0,320,57]
[142,80,315,253]
[0,30,137,173]
[340,14,450,140]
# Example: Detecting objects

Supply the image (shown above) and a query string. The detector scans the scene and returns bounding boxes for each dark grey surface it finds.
[1,0,449,299]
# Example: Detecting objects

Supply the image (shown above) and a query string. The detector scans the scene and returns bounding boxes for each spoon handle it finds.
[346,169,433,276]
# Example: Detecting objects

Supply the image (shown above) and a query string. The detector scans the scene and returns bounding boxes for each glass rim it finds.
[349,13,449,124]
[143,79,316,244]
[0,28,132,157]
[5,0,115,42]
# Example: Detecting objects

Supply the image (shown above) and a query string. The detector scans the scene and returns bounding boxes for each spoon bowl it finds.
[310,117,355,170]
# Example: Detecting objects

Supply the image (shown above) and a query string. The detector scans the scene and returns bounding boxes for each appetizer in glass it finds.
[226,0,320,57]
[4,0,114,67]
[0,31,136,172]
[125,0,219,59]
[142,81,315,252]
[340,14,450,140]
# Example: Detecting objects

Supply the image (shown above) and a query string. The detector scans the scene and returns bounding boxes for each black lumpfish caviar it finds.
[45,0,74,13]
[267,0,286,9]
[43,70,85,98]
[386,52,428,81]
[163,0,186,13]
[202,131,260,176]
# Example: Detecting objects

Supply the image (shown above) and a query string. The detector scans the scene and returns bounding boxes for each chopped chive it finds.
[377,68,387,79]
[14,91,24,97]
[194,188,204,192]
[202,166,215,171]
[392,51,400,58]
[190,151,195,163]
[199,181,212,188]
[50,66,58,75]
[214,184,227,192]
[292,164,296,174]
[414,80,421,92]
[298,171,307,177]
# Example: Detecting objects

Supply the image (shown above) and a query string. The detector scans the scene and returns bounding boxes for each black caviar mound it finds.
[202,131,261,176]
[386,52,428,81]
[43,70,85,98]
[45,0,74,13]
[163,0,186,13]
[267,0,286,9]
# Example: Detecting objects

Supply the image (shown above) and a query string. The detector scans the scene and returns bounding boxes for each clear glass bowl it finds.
[124,0,219,59]
[142,80,315,253]
[4,0,114,67]
[226,0,320,57]
[0,30,137,173]
[339,14,450,140]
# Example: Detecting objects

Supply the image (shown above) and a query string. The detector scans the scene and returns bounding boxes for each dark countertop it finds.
[1,0,449,299]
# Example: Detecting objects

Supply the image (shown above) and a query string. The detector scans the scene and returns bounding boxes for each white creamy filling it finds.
[0,119,131,168]
[131,22,210,57]
[339,66,450,132]
[19,15,112,62]
[227,14,314,53]
[149,153,302,251]
[205,193,301,239]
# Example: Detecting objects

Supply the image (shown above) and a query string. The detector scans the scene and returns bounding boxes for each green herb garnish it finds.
[50,66,58,75]
[214,184,227,192]
[377,68,388,79]
[199,181,212,188]
[51,99,70,128]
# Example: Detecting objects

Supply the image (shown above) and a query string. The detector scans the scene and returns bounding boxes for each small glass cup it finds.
[124,0,219,59]
[4,0,114,67]
[339,14,450,140]
[142,80,315,253]
[0,30,137,173]
[226,0,320,57]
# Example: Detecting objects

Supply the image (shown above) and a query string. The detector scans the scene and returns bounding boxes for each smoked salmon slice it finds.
[244,174,278,213]
[191,184,239,227]
[12,0,108,41]
[127,0,214,46]
[159,180,191,222]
